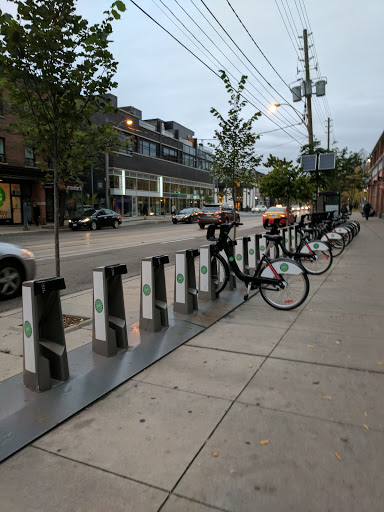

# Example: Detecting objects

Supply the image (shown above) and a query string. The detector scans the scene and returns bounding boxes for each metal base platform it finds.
[0,287,254,462]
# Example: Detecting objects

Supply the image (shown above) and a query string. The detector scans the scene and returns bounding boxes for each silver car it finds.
[0,243,36,300]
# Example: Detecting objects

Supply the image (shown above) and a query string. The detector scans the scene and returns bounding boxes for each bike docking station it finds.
[288,225,296,251]
[140,255,169,332]
[235,236,251,276]
[174,249,199,315]
[1,244,258,463]
[92,264,129,357]
[220,250,236,291]
[198,244,218,301]
[22,277,69,392]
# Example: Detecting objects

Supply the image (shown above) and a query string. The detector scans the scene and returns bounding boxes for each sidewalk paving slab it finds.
[0,214,383,511]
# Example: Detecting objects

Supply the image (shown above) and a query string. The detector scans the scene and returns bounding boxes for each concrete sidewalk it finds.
[1,214,384,511]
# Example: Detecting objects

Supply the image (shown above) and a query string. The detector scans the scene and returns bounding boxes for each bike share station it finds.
[0,208,355,462]
[0,235,258,462]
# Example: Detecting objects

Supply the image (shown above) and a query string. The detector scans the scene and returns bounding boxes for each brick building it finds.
[367,130,384,218]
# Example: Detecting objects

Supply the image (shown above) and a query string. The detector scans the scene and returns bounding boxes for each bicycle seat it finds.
[265,234,282,242]
[302,227,314,233]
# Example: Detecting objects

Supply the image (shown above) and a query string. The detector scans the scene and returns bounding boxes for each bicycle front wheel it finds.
[194,252,229,295]
[259,259,310,310]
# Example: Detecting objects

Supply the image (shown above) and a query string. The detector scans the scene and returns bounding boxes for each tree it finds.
[259,155,314,214]
[0,0,126,276]
[209,71,262,212]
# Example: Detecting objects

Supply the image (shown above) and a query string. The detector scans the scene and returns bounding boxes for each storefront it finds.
[109,168,213,217]
[0,182,23,224]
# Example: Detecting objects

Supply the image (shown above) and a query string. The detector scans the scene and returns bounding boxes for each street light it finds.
[268,103,310,140]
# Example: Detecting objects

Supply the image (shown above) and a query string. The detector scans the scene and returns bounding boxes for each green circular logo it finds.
[280,263,289,272]
[249,249,255,255]
[260,245,265,251]
[201,266,207,275]
[24,321,32,338]
[236,254,242,261]
[331,233,335,238]
[177,273,184,284]
[229,256,234,262]
[95,298,103,313]
[143,284,151,296]
[314,243,319,249]
[0,187,5,208]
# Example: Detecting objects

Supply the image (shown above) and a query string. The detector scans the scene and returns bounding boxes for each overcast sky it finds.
[4,0,384,169]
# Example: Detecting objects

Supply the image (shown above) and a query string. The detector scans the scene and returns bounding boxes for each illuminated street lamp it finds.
[268,103,310,141]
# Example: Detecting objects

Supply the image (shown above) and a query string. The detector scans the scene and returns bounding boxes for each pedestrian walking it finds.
[363,202,373,220]
[171,204,176,215]
[340,202,348,215]
[32,202,40,227]
[349,203,353,214]
[142,203,148,219]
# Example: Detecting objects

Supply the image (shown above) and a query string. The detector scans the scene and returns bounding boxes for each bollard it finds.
[93,264,128,357]
[199,245,218,301]
[289,225,296,251]
[22,277,69,392]
[248,235,258,274]
[235,236,250,276]
[174,249,199,314]
[140,255,169,332]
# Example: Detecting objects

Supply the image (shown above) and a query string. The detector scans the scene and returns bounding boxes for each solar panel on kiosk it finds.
[300,154,317,171]
[318,152,336,170]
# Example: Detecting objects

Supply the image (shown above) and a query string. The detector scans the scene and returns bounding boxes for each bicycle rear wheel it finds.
[194,252,229,295]
[298,242,333,275]
[259,259,309,310]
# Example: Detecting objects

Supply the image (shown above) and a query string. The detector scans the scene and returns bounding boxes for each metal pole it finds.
[327,118,330,151]
[91,164,94,208]
[105,152,109,209]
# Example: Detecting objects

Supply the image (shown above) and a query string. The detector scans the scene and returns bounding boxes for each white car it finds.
[0,243,36,300]
[252,205,267,213]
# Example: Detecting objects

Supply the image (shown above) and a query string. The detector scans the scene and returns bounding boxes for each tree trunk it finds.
[53,163,60,277]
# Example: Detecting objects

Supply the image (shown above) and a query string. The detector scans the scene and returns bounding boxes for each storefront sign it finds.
[43,183,82,191]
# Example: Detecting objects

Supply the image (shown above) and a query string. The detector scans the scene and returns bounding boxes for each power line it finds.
[127,0,306,145]
[153,0,306,138]
[224,0,291,90]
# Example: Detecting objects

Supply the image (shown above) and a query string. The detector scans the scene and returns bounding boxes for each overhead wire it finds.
[153,0,306,138]
[127,0,306,145]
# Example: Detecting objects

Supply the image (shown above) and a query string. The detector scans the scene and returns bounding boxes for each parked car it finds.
[69,209,122,231]
[0,243,36,300]
[262,206,295,229]
[291,204,301,213]
[251,205,267,213]
[172,207,200,224]
[197,203,240,229]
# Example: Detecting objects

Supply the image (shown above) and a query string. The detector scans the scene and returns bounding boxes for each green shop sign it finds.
[0,187,5,208]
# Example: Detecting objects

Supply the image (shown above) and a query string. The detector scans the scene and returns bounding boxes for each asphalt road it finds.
[0,213,264,313]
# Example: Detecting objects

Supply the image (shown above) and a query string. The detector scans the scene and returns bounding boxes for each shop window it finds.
[25,146,34,166]
[149,180,158,192]
[0,138,5,162]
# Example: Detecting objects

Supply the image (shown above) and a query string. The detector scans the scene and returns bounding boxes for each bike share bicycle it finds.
[265,217,333,275]
[205,221,310,310]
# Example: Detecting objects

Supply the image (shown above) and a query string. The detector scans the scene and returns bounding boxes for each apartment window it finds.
[109,175,120,189]
[162,146,178,163]
[25,146,34,166]
[126,177,136,190]
[138,139,159,158]
[0,138,4,162]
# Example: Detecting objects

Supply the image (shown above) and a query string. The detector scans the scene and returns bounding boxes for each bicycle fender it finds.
[321,232,342,242]
[261,258,304,278]
[334,227,348,235]
[301,240,329,254]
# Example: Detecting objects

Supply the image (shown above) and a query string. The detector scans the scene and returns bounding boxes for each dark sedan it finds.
[69,209,122,231]
[172,207,200,224]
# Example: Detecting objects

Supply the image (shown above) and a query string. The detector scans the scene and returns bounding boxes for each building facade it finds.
[367,130,384,218]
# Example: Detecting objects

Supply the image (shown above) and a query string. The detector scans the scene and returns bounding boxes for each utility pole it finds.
[303,29,314,153]
[327,118,330,151]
